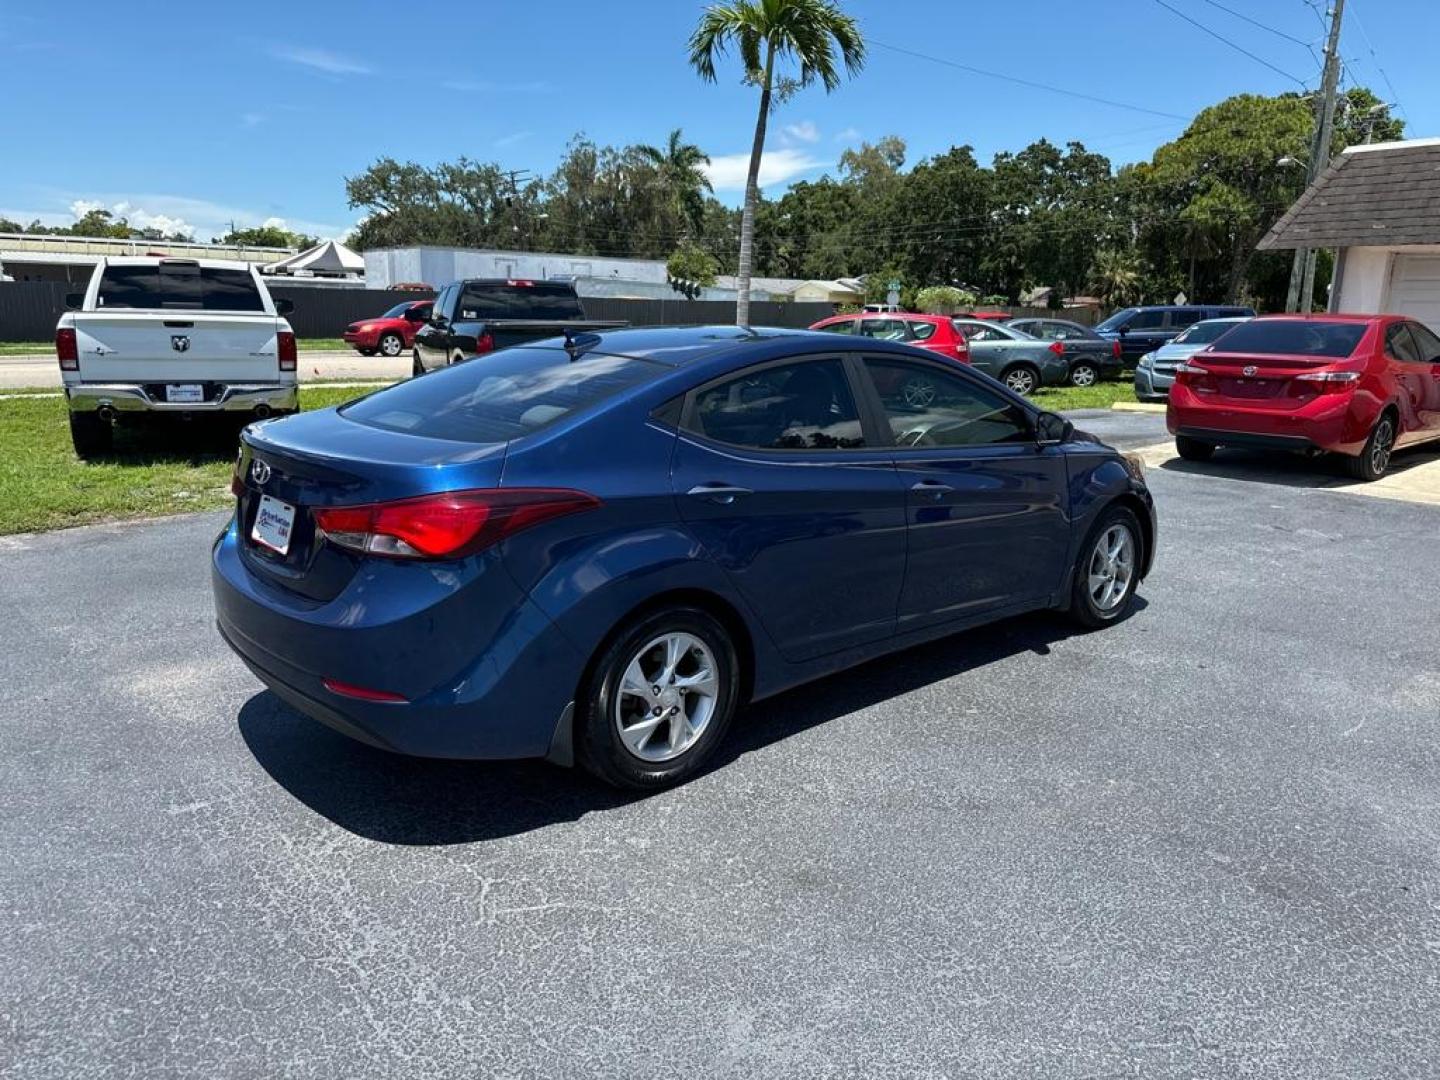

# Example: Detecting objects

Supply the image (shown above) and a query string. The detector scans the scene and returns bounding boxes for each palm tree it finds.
[1091,248,1141,309]
[690,0,865,325]
[637,128,713,240]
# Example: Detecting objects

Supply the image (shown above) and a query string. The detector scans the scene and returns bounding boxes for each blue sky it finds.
[2,0,1435,241]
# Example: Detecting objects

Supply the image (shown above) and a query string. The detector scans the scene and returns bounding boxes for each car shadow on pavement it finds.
[93,420,244,466]
[1157,443,1440,489]
[238,604,1142,847]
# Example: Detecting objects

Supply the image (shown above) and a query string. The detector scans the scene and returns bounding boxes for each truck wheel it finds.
[69,412,112,459]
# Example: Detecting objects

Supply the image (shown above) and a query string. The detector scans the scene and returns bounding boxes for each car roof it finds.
[100,256,259,271]
[551,324,820,368]
[821,312,947,322]
[1247,312,1387,323]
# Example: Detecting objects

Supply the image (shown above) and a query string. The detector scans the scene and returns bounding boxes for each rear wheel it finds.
[411,350,424,377]
[378,332,403,357]
[578,607,740,790]
[1345,413,1396,481]
[1175,435,1215,462]
[69,412,112,459]
[1067,505,1142,629]
[1002,364,1040,396]
[1068,361,1099,388]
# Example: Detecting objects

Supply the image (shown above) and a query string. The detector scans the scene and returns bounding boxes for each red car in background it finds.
[809,313,971,364]
[343,299,433,357]
[1167,313,1440,481]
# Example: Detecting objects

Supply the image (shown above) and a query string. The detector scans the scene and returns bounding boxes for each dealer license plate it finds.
[251,495,296,555]
[166,384,204,404]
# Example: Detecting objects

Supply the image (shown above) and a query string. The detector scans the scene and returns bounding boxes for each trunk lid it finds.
[235,406,507,601]
[1186,350,1356,410]
[73,311,286,383]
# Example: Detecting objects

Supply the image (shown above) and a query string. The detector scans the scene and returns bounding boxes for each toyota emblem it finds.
[171,335,191,353]
[250,459,272,485]
[1242,365,1258,377]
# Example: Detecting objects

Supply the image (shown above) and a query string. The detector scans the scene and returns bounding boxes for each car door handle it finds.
[910,480,955,498]
[686,483,752,504]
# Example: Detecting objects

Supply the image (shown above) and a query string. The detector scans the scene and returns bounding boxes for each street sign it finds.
[886,289,900,309]
[1173,291,1188,306]
[887,279,901,291]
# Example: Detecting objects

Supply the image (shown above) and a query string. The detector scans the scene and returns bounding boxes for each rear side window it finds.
[1213,320,1367,358]
[1409,321,1440,362]
[456,282,583,321]
[688,358,866,451]
[816,319,856,335]
[341,346,657,442]
[1169,310,1202,328]
[96,264,264,311]
[1129,310,1167,330]
[909,321,937,341]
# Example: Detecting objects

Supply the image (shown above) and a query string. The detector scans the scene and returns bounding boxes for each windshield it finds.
[1175,320,1244,346]
[341,346,659,443]
[1094,308,1138,333]
[381,302,415,318]
[1209,320,1367,358]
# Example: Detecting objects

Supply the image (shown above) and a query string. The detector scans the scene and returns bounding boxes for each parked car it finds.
[1134,316,1251,401]
[214,326,1155,789]
[1095,304,1256,363]
[343,300,433,357]
[413,279,626,376]
[951,318,1070,394]
[56,256,297,457]
[809,312,971,363]
[959,310,1013,322]
[1166,314,1440,480]
[1006,317,1124,387]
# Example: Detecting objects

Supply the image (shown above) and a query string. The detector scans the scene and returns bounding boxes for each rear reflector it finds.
[313,487,601,560]
[277,330,297,371]
[322,678,407,704]
[474,332,496,355]
[56,327,78,371]
[1112,340,1122,359]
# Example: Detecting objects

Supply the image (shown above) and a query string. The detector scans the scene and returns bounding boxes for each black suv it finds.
[1094,305,1255,363]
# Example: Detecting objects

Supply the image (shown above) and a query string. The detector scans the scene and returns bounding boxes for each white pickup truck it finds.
[57,256,299,456]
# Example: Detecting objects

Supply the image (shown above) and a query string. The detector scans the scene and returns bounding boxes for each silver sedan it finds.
[952,319,1071,395]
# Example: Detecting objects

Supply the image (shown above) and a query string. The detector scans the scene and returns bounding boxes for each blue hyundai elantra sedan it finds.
[214,326,1155,788]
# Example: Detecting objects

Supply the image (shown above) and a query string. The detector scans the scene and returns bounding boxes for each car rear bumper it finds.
[65,382,298,413]
[1134,367,1172,400]
[211,516,582,760]
[1166,385,1365,455]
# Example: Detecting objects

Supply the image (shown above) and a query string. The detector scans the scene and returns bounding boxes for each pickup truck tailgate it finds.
[73,312,286,383]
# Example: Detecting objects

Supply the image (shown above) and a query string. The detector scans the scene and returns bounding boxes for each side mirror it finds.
[1034,411,1073,446]
[1117,323,1131,335]
[65,292,83,310]
[274,298,295,316]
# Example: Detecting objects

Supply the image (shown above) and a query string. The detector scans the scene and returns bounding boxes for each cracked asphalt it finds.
[3,409,1439,1077]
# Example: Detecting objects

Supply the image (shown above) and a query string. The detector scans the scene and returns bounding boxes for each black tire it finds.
[1175,434,1215,462]
[411,350,424,378]
[577,606,741,790]
[378,333,403,357]
[1001,364,1040,396]
[358,348,376,357]
[1066,504,1142,629]
[1068,361,1099,388]
[1344,412,1396,481]
[69,412,112,459]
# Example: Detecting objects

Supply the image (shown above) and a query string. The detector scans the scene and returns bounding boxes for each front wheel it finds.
[578,607,740,789]
[1002,364,1040,396]
[378,332,403,357]
[1068,361,1099,388]
[1067,505,1142,629]
[1345,413,1396,481]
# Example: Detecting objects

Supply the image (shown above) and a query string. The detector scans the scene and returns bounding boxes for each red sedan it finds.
[1167,313,1440,480]
[343,300,433,357]
[809,313,971,364]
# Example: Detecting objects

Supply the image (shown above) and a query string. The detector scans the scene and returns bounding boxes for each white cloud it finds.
[494,131,531,148]
[269,45,372,76]
[702,148,824,192]
[16,192,346,242]
[782,120,821,144]
[833,126,861,143]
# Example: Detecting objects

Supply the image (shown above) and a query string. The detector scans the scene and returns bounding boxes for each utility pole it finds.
[1286,0,1346,313]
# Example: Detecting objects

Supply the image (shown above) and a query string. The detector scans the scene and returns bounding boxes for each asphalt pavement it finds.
[4,424,1440,1077]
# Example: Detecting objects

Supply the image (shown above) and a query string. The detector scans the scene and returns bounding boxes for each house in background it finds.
[1259,137,1440,329]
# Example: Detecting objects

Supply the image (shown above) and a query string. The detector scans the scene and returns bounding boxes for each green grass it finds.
[0,385,373,535]
[0,338,350,355]
[1032,380,1141,413]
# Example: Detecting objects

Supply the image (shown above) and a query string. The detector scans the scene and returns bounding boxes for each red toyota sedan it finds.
[343,299,433,357]
[1167,314,1440,480]
[809,313,971,364]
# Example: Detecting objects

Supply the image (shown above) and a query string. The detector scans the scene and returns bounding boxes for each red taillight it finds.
[1048,341,1065,358]
[474,332,495,355]
[312,488,600,560]
[277,330,297,371]
[56,327,78,370]
[1112,340,1122,359]
[322,678,408,704]
[1294,370,1360,395]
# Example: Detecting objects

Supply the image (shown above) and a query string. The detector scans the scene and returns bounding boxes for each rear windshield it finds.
[96,263,265,311]
[340,346,657,442]
[1209,320,1367,358]
[456,282,583,321]
[1175,320,1244,345]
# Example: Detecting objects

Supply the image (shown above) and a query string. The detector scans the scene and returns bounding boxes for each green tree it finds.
[636,128,713,239]
[667,241,721,298]
[216,224,318,249]
[1090,248,1141,309]
[689,0,865,325]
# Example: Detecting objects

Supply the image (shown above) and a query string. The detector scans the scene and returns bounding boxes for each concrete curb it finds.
[1110,401,1167,413]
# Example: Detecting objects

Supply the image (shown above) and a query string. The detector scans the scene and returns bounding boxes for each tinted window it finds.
[456,282,583,321]
[1094,308,1138,333]
[1168,310,1202,328]
[1129,310,1168,330]
[1386,323,1422,363]
[96,264,264,311]
[817,319,856,335]
[909,321,937,341]
[954,322,1006,342]
[864,359,1032,447]
[1174,319,1244,345]
[859,319,910,341]
[689,359,866,451]
[341,346,657,442]
[1409,321,1440,361]
[1213,320,1367,358]
[382,302,414,318]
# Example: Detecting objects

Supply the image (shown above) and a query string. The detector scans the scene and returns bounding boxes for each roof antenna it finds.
[563,328,601,362]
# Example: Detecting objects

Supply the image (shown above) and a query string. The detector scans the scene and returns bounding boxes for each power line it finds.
[1196,0,1314,47]
[867,39,1188,121]
[1150,0,1309,86]
[1347,0,1407,120]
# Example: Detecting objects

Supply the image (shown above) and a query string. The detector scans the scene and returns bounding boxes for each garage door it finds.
[1388,255,1440,333]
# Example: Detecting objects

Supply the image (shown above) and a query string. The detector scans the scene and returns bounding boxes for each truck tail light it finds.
[313,488,600,560]
[56,327,78,371]
[277,330,297,371]
[474,332,495,355]
[1112,340,1122,359]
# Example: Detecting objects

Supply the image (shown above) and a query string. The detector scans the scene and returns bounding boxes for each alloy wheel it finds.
[901,376,938,408]
[613,633,719,762]
[1070,364,1097,388]
[1370,418,1395,476]
[1005,368,1037,395]
[1087,523,1135,612]
[380,334,402,357]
